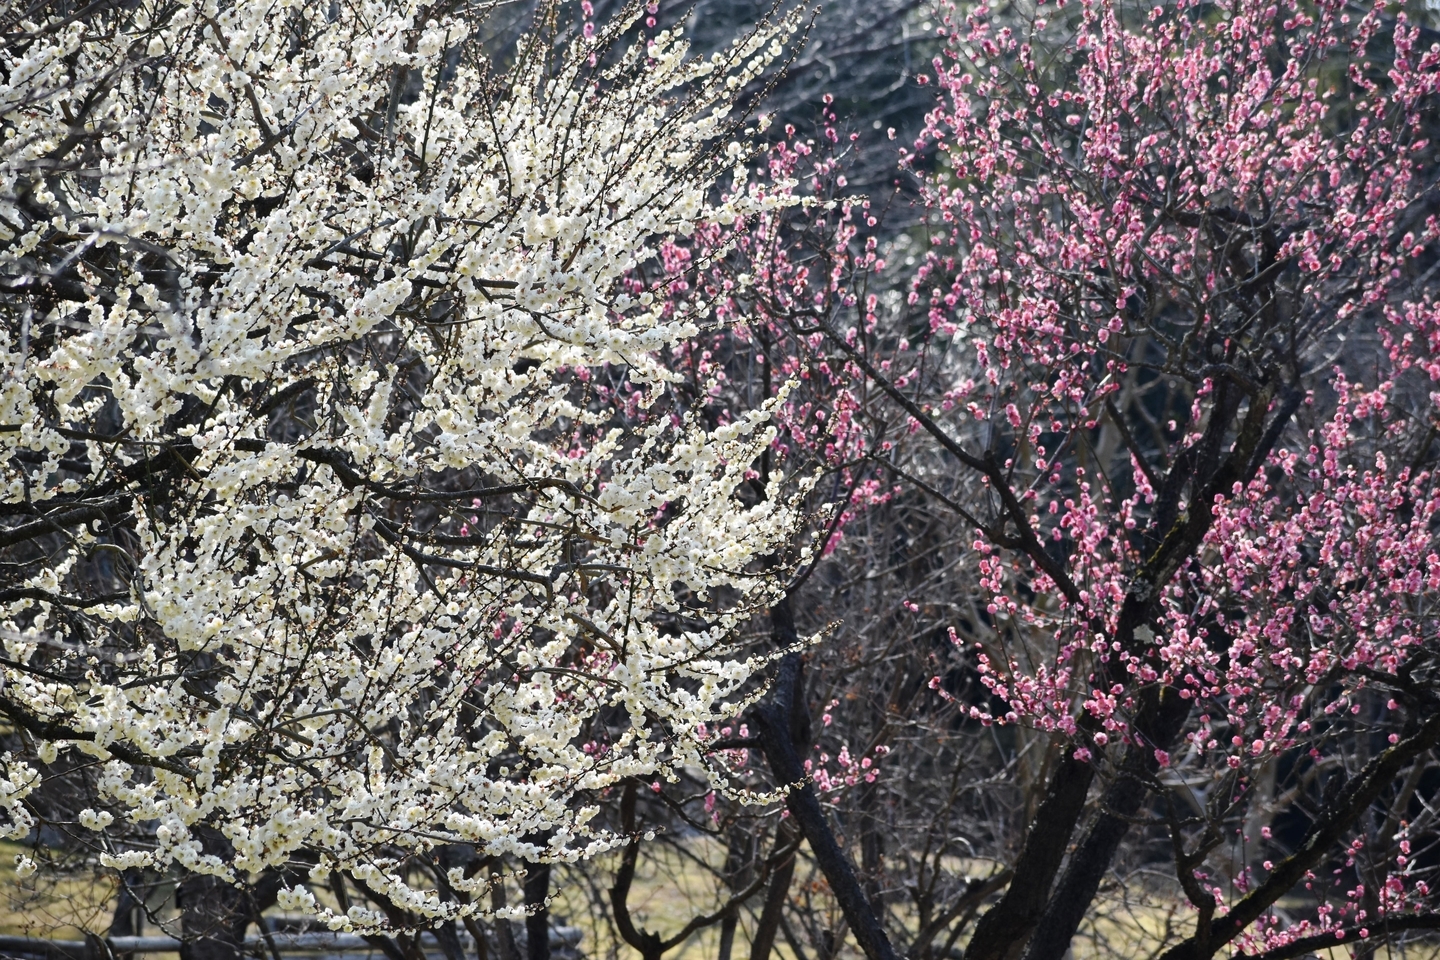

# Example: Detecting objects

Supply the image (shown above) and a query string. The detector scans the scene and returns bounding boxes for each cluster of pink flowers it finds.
[880,0,1440,947]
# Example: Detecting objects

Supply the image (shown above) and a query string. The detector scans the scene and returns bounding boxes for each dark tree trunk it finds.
[109,868,146,960]
[753,599,898,960]
[483,859,520,960]
[717,827,756,960]
[858,781,884,911]
[523,861,551,960]
[958,746,1095,960]
[1019,688,1192,960]
[747,825,797,960]
[716,909,738,960]
[177,873,247,960]
[175,829,254,960]
[434,921,466,960]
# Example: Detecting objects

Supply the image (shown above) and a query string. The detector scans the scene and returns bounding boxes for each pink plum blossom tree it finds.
[784,0,1440,957]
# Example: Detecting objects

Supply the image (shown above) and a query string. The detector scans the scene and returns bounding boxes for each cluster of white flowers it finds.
[0,0,804,926]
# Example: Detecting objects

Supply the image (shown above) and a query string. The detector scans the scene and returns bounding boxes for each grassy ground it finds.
[0,840,120,940]
[549,834,801,960]
[2,839,1435,960]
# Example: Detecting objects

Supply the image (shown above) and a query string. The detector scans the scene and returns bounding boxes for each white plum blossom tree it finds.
[0,0,808,937]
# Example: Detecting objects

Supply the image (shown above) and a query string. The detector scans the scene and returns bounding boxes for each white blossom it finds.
[0,0,806,924]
